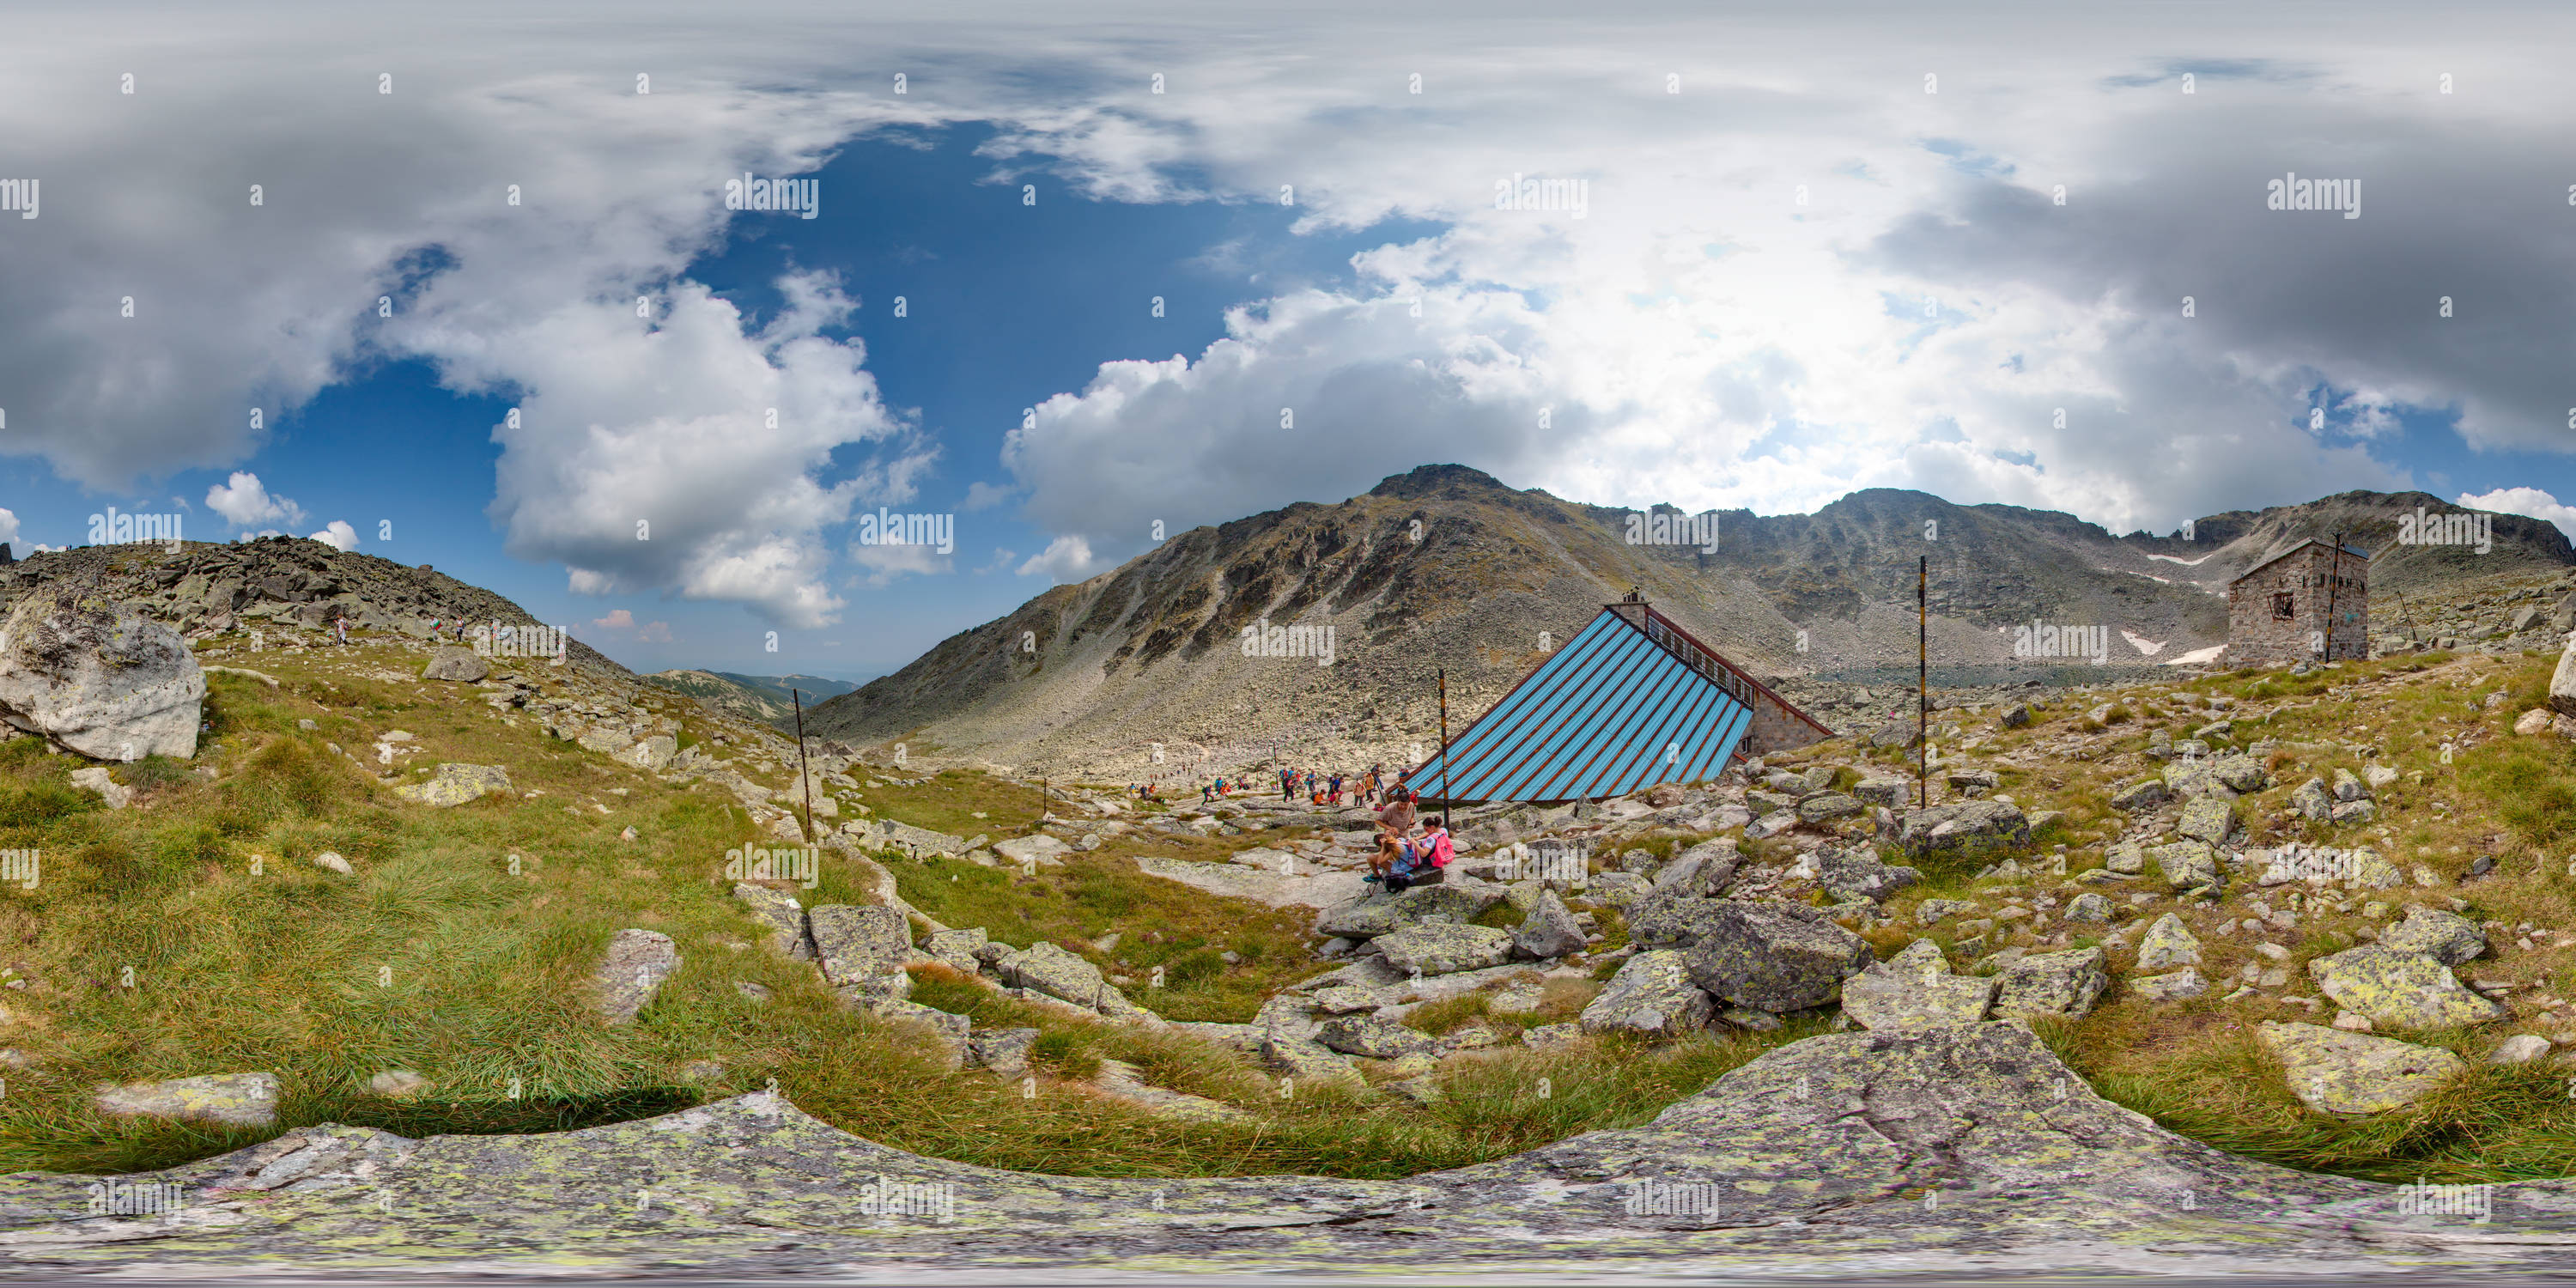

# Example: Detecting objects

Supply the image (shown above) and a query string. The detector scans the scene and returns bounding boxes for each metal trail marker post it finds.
[1437,667,1451,831]
[791,688,816,844]
[1917,554,1929,811]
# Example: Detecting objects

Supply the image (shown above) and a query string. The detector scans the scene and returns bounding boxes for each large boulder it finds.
[998,941,1146,1018]
[2257,1021,2466,1116]
[1624,888,1741,948]
[392,762,513,807]
[1578,950,1717,1036]
[1681,902,1874,1013]
[421,647,490,683]
[1991,947,2110,1020]
[1840,939,1995,1030]
[993,835,1074,867]
[1894,801,2030,864]
[593,928,680,1024]
[2150,840,2219,891]
[2176,796,2234,846]
[1315,881,1505,939]
[2307,945,2506,1030]
[616,734,679,773]
[809,905,912,989]
[2552,630,2576,715]
[2379,906,2487,966]
[1816,846,1921,903]
[732,884,814,960]
[1375,923,1516,977]
[0,581,204,759]
[1315,1014,1437,1060]
[2134,913,2203,970]
[93,1072,280,1128]
[1650,840,1741,897]
[1510,889,1587,960]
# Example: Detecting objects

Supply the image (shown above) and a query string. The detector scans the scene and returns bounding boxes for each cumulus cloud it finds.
[0,509,15,545]
[205,472,305,529]
[592,609,637,629]
[638,620,673,643]
[2459,487,2576,543]
[307,519,358,551]
[1017,534,1098,582]
[851,541,951,586]
[961,480,1014,511]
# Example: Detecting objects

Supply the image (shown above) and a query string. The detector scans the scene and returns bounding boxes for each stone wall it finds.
[2227,544,2369,668]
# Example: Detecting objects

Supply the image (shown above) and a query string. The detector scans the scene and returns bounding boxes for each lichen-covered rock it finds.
[1894,800,2030,863]
[1853,776,1911,808]
[1314,882,1504,939]
[996,940,1128,1011]
[732,883,814,960]
[1511,889,1586,960]
[2290,777,2334,822]
[810,904,912,992]
[2063,892,2113,922]
[2257,1020,2465,1115]
[1259,1032,1368,1086]
[1991,947,2109,1020]
[1744,808,1801,840]
[593,928,680,1024]
[2210,754,2269,793]
[66,766,133,809]
[2176,796,2234,846]
[2307,945,2506,1030]
[1796,793,1862,824]
[2130,968,2207,1000]
[2105,841,2148,875]
[2150,840,2219,891]
[1839,939,1994,1030]
[616,734,679,773]
[1816,846,1921,903]
[94,1072,280,1127]
[392,762,513,807]
[872,1000,972,1072]
[993,835,1074,867]
[1579,950,1716,1037]
[1680,902,1873,1012]
[1376,923,1516,977]
[2330,768,2368,803]
[420,647,489,683]
[921,927,987,973]
[1650,841,1741,897]
[968,1026,1039,1078]
[2378,907,2486,966]
[2110,777,2168,811]
[2135,913,2203,970]
[0,582,204,760]
[1315,1014,1437,1060]
[1914,898,1977,926]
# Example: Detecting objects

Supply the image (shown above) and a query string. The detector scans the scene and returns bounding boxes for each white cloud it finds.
[639,620,673,643]
[592,609,637,629]
[1017,534,1098,583]
[2458,487,2576,543]
[961,480,1014,511]
[0,509,17,545]
[205,472,305,529]
[307,519,358,550]
[851,541,952,586]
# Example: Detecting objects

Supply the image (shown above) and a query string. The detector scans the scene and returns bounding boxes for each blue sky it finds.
[3,0,2573,683]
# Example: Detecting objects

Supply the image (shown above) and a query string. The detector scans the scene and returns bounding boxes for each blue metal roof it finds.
[1408,608,1753,805]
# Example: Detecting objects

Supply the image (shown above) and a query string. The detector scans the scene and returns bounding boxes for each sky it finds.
[2,0,2573,682]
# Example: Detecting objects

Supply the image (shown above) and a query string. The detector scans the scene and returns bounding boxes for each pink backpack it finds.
[1425,829,1455,868]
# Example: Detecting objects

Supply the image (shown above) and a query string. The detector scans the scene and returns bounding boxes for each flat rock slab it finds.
[33,1024,2576,1276]
[92,1072,279,1128]
[392,762,513,807]
[2258,1020,2467,1115]
[2309,945,2507,1030]
[1136,856,1369,909]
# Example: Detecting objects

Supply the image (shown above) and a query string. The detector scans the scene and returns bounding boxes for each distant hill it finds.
[802,466,2576,781]
[643,670,860,729]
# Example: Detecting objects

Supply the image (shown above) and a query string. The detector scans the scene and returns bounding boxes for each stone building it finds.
[2225,538,2373,669]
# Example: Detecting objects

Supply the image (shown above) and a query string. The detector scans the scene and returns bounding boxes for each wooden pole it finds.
[1917,555,1929,811]
[791,688,815,844]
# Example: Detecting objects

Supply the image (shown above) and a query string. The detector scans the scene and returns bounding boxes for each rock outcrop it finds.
[0,580,204,759]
